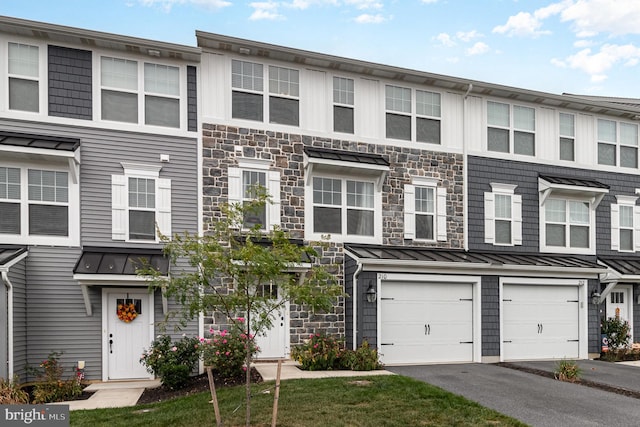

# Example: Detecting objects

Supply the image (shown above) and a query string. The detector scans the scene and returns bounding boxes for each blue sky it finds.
[3,0,640,98]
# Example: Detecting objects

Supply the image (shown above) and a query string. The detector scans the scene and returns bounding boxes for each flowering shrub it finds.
[28,352,83,403]
[0,376,29,404]
[343,340,383,371]
[140,335,201,389]
[201,326,259,381]
[291,333,347,371]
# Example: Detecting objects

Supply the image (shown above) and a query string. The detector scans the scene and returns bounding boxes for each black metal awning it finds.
[598,257,640,276]
[539,174,609,190]
[304,146,389,166]
[0,246,28,267]
[73,247,169,275]
[0,131,80,152]
[344,244,604,274]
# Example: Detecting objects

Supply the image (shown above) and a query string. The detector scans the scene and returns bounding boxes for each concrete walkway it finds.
[64,361,393,410]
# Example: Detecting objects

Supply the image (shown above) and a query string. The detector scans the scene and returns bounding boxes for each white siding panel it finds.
[442,92,463,151]
[465,95,484,152]
[201,52,227,120]
[576,113,595,164]
[357,78,381,139]
[537,107,556,161]
[300,68,327,132]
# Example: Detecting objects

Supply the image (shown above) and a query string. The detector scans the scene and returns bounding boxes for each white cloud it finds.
[552,43,640,81]
[561,0,640,36]
[435,33,456,47]
[354,13,386,23]
[456,30,481,42]
[492,11,551,37]
[249,1,284,20]
[138,0,231,12]
[466,42,489,56]
[573,39,594,48]
[344,0,383,9]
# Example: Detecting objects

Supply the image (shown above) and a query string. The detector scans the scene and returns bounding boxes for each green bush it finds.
[201,327,259,380]
[291,333,345,371]
[601,317,631,353]
[28,352,83,403]
[347,340,382,371]
[554,359,581,382]
[140,335,201,389]
[0,376,29,404]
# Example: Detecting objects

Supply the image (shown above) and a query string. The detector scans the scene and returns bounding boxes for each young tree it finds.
[140,189,343,425]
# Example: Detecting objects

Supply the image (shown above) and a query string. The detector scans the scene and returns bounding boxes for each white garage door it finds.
[503,285,579,360]
[380,281,473,365]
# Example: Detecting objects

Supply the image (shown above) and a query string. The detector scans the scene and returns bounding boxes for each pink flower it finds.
[225,351,230,356]
[216,351,220,355]
[236,317,245,323]
[220,330,228,337]
[209,327,214,334]
[171,346,177,352]
[223,339,227,344]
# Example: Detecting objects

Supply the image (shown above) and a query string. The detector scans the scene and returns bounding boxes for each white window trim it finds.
[96,53,186,131]
[611,195,640,252]
[540,196,596,255]
[2,38,48,117]
[0,160,79,246]
[597,118,639,168]
[305,171,382,245]
[558,112,575,162]
[484,183,521,246]
[404,176,447,242]
[228,158,281,232]
[384,84,442,144]
[486,100,536,156]
[111,162,171,242]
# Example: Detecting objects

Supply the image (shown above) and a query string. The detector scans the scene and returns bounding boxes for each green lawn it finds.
[70,375,526,427]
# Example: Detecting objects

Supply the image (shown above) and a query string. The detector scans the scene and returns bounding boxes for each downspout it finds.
[1,271,13,379]
[462,83,473,251]
[351,262,364,351]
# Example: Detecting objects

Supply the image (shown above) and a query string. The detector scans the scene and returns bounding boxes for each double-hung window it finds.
[112,163,171,242]
[598,119,638,168]
[231,60,299,126]
[484,183,521,246]
[487,101,535,155]
[101,57,180,128]
[544,199,590,250]
[611,195,640,252]
[0,164,77,244]
[404,177,447,241]
[227,159,281,231]
[8,42,40,112]
[333,76,354,134]
[559,113,575,161]
[386,85,441,144]
[312,177,375,238]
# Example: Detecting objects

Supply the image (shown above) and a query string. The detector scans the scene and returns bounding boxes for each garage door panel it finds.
[381,282,474,365]
[503,284,580,360]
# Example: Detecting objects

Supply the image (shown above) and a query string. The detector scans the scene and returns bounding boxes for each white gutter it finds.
[351,261,364,351]
[0,250,28,380]
[462,83,473,251]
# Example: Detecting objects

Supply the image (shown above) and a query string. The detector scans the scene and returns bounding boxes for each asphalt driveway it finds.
[389,363,640,427]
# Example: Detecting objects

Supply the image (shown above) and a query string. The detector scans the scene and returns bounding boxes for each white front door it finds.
[380,281,474,365]
[254,283,288,359]
[606,285,633,335]
[103,288,154,380]
[503,284,580,360]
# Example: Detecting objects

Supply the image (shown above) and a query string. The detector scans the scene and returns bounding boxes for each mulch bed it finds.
[136,368,262,405]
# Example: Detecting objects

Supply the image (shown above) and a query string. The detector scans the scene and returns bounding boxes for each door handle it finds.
[109,339,113,353]
[425,324,428,335]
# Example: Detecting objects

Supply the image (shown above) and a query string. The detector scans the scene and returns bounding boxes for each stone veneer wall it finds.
[202,123,464,345]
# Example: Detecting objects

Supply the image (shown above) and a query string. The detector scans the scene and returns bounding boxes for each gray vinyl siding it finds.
[468,155,640,256]
[79,130,198,246]
[187,65,198,132]
[358,271,377,347]
[0,119,198,247]
[481,276,500,357]
[48,45,93,120]
[8,259,27,381]
[24,246,102,382]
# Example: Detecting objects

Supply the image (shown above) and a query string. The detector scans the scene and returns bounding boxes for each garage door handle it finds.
[567,339,579,342]
[381,343,394,346]
[503,340,512,343]
[425,324,430,335]
[459,341,473,344]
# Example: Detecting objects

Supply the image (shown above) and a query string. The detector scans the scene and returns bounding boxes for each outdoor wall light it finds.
[591,291,601,306]
[366,281,377,303]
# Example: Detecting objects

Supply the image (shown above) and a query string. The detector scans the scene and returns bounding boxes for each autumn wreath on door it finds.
[116,297,141,323]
